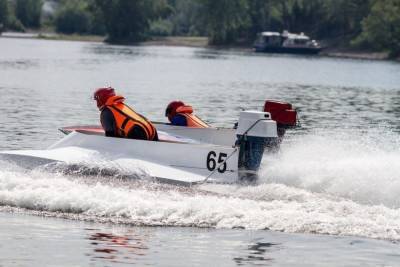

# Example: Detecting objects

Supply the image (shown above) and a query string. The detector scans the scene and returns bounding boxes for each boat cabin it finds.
[254,32,282,48]
[254,30,321,54]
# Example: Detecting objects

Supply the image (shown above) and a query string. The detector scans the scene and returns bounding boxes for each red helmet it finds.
[165,100,185,121]
[94,87,116,110]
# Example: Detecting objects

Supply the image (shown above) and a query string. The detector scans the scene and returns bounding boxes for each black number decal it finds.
[207,151,217,171]
[217,153,227,173]
[206,151,227,173]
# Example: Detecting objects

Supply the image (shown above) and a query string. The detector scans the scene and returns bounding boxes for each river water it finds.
[0,37,400,266]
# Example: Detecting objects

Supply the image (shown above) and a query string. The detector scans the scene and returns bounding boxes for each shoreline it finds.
[319,49,389,61]
[1,31,397,62]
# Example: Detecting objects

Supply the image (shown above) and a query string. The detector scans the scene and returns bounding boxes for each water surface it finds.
[0,37,400,266]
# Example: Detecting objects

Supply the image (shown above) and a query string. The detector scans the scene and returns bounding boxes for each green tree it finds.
[149,18,173,36]
[0,0,9,32]
[247,0,281,38]
[86,0,106,35]
[55,1,91,34]
[199,0,250,45]
[250,0,372,40]
[95,0,171,42]
[166,0,206,36]
[15,0,43,28]
[321,0,371,38]
[354,0,400,57]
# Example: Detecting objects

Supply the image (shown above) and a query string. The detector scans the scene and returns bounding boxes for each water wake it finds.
[260,128,400,208]
[0,128,399,241]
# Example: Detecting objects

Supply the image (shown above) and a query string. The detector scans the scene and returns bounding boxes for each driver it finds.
[94,87,158,141]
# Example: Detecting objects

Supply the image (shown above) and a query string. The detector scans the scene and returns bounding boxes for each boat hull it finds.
[254,46,322,55]
[1,111,279,185]
[1,131,240,185]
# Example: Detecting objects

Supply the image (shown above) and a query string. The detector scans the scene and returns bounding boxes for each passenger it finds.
[94,87,158,141]
[165,101,209,128]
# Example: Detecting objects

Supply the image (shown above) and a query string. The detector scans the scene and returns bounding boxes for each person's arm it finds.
[171,114,187,126]
[100,108,117,137]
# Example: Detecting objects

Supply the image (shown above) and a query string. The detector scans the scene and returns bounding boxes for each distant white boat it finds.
[254,30,322,54]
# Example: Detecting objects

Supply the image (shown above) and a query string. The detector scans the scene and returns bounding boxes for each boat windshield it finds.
[259,35,281,46]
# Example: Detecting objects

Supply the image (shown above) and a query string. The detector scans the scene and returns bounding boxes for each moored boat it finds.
[254,30,322,54]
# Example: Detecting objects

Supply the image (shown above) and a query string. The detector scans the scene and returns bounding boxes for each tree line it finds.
[0,0,399,57]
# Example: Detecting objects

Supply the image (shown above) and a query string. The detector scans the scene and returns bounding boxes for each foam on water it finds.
[0,128,400,241]
[260,128,400,208]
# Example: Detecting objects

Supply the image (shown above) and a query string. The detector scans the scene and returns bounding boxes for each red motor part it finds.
[264,100,297,127]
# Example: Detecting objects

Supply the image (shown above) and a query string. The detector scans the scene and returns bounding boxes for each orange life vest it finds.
[103,95,157,140]
[175,105,209,128]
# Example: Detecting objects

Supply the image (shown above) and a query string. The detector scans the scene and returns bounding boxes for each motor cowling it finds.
[264,100,297,127]
[264,100,297,139]
[235,111,278,181]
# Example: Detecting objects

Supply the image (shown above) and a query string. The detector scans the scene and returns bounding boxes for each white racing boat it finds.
[0,101,297,186]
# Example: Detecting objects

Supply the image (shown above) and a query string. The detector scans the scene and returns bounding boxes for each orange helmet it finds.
[94,87,116,110]
[165,100,185,121]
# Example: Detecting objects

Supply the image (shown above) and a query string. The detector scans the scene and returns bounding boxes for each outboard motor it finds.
[236,111,278,181]
[263,100,297,141]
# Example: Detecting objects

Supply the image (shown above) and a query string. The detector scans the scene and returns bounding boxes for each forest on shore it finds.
[0,0,399,57]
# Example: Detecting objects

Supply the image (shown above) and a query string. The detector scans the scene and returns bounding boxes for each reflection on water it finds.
[234,242,280,266]
[0,59,39,70]
[87,230,148,265]
[1,207,400,266]
[192,48,232,60]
